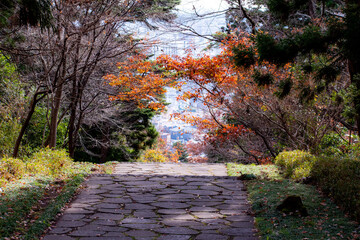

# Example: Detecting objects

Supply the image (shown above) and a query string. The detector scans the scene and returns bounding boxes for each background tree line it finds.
[0,0,180,162]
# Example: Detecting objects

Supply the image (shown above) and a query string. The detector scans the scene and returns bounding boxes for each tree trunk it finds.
[13,91,46,158]
[68,83,79,157]
[48,79,64,148]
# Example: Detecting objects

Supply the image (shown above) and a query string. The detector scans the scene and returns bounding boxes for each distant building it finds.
[160,133,171,144]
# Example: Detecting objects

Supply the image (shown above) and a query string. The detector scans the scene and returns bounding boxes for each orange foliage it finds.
[104,53,176,110]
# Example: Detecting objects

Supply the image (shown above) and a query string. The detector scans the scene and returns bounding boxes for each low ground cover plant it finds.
[228,163,359,239]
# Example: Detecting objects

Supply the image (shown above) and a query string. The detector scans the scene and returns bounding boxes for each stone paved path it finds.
[43,163,258,240]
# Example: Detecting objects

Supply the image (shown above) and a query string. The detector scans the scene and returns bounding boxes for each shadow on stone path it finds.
[43,163,258,240]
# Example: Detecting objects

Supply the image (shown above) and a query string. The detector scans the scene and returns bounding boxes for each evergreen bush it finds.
[311,156,360,221]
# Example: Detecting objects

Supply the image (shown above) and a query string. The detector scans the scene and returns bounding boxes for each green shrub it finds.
[318,132,346,156]
[0,52,26,158]
[275,150,316,181]
[27,148,73,177]
[311,156,360,221]
[0,157,26,187]
[319,131,360,157]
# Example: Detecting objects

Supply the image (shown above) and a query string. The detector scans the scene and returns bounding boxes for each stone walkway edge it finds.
[43,163,258,240]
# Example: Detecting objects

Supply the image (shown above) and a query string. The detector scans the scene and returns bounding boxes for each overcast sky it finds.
[127,0,229,56]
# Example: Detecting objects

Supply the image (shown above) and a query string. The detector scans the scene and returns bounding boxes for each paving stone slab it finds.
[189,224,226,230]
[160,220,204,227]
[233,237,259,240]
[91,220,117,226]
[198,219,230,225]
[60,214,86,221]
[158,194,195,199]
[125,230,157,237]
[199,185,225,191]
[190,201,222,207]
[63,208,94,214]
[151,202,190,209]
[71,203,92,208]
[161,214,196,220]
[217,204,249,210]
[49,228,72,234]
[219,210,244,215]
[157,209,188,215]
[84,189,109,194]
[77,225,128,232]
[133,210,158,218]
[151,190,179,195]
[172,185,199,190]
[219,228,256,236]
[124,203,156,210]
[200,230,221,234]
[43,236,75,240]
[56,221,86,228]
[225,215,254,222]
[120,218,158,224]
[195,234,229,240]
[131,197,157,203]
[189,207,217,212]
[72,198,101,203]
[161,181,188,185]
[181,190,220,196]
[191,212,223,219]
[101,193,127,198]
[154,227,199,235]
[119,223,161,229]
[97,209,131,214]
[80,237,131,240]
[70,230,106,237]
[157,235,191,240]
[94,203,121,209]
[90,213,124,220]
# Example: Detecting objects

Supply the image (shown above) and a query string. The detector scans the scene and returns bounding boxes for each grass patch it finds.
[227,163,282,180]
[0,177,50,238]
[0,161,114,239]
[23,174,85,240]
[227,163,359,240]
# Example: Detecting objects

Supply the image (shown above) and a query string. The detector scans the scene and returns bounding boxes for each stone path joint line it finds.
[43,163,258,240]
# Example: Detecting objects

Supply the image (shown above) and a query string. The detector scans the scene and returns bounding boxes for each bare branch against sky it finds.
[127,0,229,56]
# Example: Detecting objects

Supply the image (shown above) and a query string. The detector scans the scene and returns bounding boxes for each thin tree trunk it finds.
[13,91,46,158]
[68,87,79,157]
[48,79,64,148]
